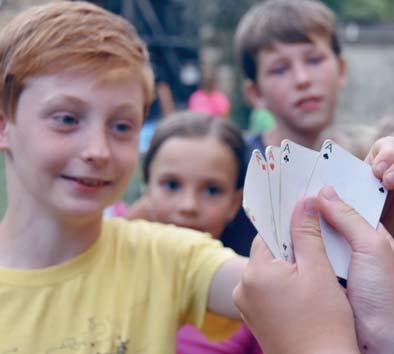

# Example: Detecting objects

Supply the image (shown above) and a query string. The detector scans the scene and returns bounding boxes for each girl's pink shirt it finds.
[176,323,262,354]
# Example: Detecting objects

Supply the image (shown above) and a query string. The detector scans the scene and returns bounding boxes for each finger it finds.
[366,136,394,185]
[377,223,394,253]
[290,197,332,271]
[380,191,394,235]
[383,165,394,190]
[318,186,386,253]
[249,235,275,263]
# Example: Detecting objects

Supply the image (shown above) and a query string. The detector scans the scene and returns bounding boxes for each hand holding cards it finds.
[243,139,388,279]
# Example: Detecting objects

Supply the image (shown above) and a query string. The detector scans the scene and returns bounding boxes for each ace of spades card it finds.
[305,140,388,278]
[243,139,388,279]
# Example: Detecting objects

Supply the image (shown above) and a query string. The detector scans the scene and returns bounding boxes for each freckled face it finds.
[2,72,145,218]
[146,136,241,238]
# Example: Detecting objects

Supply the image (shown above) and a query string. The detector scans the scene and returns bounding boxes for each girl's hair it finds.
[143,111,247,190]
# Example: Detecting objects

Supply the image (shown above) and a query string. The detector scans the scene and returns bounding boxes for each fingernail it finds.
[304,197,319,216]
[376,161,388,175]
[321,186,339,201]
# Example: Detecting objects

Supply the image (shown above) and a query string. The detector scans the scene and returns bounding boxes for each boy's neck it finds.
[263,124,323,150]
[0,209,103,269]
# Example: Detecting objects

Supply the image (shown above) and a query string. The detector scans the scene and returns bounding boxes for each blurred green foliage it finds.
[323,0,394,22]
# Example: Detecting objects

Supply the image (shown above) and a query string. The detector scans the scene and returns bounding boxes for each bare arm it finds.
[207,256,247,319]
[127,195,154,221]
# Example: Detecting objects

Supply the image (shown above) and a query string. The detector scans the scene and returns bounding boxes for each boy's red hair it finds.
[0,1,154,119]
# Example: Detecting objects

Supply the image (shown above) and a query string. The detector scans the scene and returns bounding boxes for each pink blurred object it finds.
[104,201,130,218]
[188,90,230,117]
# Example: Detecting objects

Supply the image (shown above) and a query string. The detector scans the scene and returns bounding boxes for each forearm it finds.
[208,256,247,319]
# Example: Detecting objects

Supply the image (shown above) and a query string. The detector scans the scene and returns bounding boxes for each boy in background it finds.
[221,0,347,255]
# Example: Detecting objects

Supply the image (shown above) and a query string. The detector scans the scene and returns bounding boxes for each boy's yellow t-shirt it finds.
[0,218,236,354]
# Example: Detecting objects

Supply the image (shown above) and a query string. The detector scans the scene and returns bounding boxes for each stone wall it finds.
[0,0,54,26]
[337,44,394,125]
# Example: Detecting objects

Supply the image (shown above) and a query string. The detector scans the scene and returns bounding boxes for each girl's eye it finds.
[163,180,179,191]
[206,185,222,196]
[112,122,132,133]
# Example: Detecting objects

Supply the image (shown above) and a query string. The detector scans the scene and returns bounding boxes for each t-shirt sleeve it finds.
[153,223,237,327]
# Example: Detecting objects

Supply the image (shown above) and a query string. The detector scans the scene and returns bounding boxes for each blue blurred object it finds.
[139,119,159,154]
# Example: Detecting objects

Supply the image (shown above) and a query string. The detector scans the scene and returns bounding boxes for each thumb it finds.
[290,197,333,272]
[249,235,275,264]
[318,186,387,254]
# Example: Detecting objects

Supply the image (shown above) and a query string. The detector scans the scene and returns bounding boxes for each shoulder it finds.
[101,218,234,258]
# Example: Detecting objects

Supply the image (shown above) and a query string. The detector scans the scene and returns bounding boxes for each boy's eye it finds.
[112,122,132,133]
[163,180,180,191]
[52,114,79,130]
[205,185,222,196]
[307,56,324,65]
[269,65,288,76]
[110,121,134,139]
[56,114,78,125]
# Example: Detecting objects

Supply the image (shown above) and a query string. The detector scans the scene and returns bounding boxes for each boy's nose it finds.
[81,129,111,166]
[293,64,311,89]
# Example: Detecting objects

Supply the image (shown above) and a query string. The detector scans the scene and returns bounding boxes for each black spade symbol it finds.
[323,153,329,160]
[379,187,385,193]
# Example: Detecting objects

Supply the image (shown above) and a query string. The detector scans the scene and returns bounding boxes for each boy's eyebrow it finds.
[42,95,142,117]
[109,102,142,118]
[42,95,88,109]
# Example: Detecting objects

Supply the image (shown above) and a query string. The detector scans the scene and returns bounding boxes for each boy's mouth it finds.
[61,175,112,187]
[295,96,322,111]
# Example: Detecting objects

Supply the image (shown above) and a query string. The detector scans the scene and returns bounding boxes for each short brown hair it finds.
[143,111,247,190]
[0,1,154,120]
[235,0,341,81]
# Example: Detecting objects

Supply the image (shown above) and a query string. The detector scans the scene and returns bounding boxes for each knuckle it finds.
[294,218,321,237]
[337,202,359,221]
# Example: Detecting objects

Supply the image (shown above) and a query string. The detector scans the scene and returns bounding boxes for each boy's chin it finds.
[294,116,333,135]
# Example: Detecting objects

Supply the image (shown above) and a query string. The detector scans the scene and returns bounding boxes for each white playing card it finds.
[243,149,282,259]
[306,140,388,279]
[280,140,319,262]
[265,145,281,253]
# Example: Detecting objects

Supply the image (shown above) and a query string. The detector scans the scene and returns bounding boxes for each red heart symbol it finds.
[262,164,266,171]
[270,163,275,171]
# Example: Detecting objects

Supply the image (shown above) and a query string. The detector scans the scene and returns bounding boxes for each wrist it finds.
[287,329,360,354]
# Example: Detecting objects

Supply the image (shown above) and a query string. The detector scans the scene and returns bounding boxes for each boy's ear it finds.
[227,189,243,223]
[337,56,347,89]
[243,79,268,109]
[0,112,10,151]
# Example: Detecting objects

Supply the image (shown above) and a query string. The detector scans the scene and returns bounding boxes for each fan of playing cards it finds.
[243,139,388,279]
